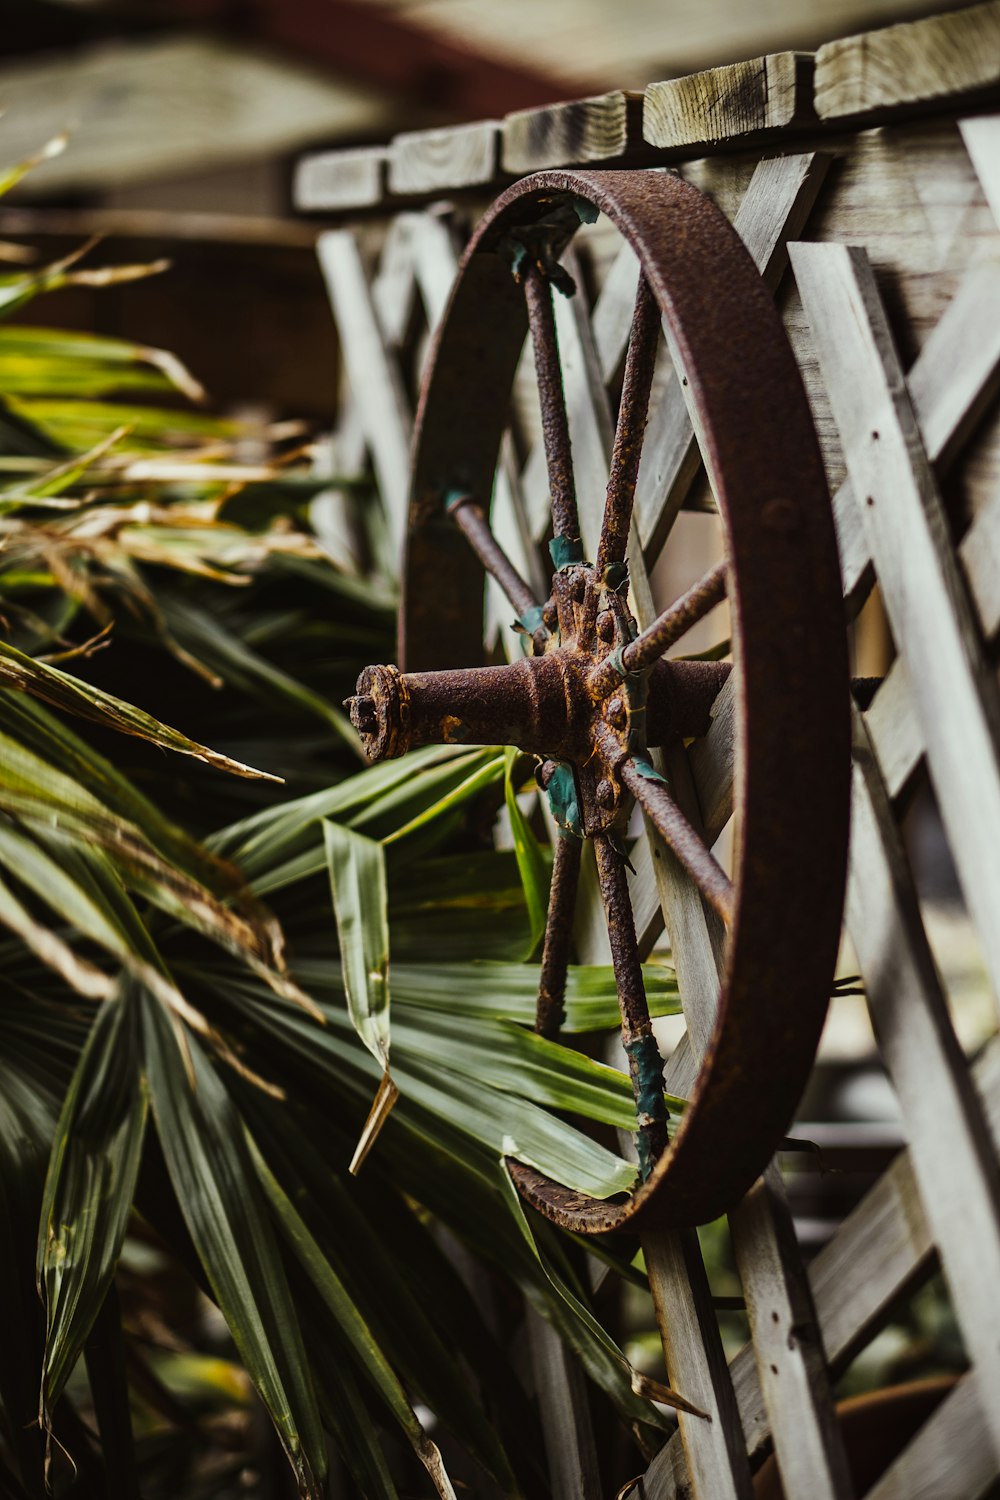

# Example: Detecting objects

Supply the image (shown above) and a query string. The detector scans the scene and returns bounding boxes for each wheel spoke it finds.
[625,560,728,673]
[620,757,734,924]
[593,833,669,1177]
[587,560,728,700]
[535,832,582,1039]
[447,493,542,629]
[522,263,581,554]
[596,273,660,575]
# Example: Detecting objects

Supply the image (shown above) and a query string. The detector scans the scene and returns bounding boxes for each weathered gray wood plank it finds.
[370,214,420,346]
[502,90,645,173]
[687,672,736,845]
[834,257,1000,611]
[729,1163,854,1500]
[295,146,388,211]
[792,240,1000,1023]
[866,1376,997,1500]
[388,120,500,195]
[863,657,921,801]
[643,53,812,150]
[316,230,412,555]
[849,708,1000,1462]
[644,1232,755,1500]
[960,112,1000,228]
[814,0,1000,120]
[635,151,830,559]
[525,1306,602,1500]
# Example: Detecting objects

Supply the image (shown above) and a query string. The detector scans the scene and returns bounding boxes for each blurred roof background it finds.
[0,0,975,201]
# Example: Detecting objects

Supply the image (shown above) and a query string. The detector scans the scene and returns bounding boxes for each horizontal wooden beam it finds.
[388,120,501,196]
[295,146,388,212]
[814,0,1000,119]
[295,12,1000,214]
[501,90,648,174]
[643,51,814,149]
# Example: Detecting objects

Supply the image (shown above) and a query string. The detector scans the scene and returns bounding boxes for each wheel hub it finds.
[347,560,728,837]
[344,166,851,1233]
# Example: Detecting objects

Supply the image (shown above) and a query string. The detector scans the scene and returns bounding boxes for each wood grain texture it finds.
[636,151,830,559]
[814,0,1000,119]
[388,119,500,194]
[960,112,1000,227]
[643,52,812,149]
[646,1034,1000,1497]
[867,1375,998,1500]
[501,90,644,173]
[864,657,921,800]
[849,708,1000,1462]
[644,1232,755,1500]
[832,256,1000,612]
[729,1164,854,1500]
[751,118,1000,510]
[316,230,412,552]
[792,240,1000,1024]
[294,146,388,211]
[525,1307,602,1500]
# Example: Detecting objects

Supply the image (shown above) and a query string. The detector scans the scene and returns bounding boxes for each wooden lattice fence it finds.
[296,9,1000,1496]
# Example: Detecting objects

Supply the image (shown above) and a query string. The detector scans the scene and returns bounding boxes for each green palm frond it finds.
[0,130,680,1500]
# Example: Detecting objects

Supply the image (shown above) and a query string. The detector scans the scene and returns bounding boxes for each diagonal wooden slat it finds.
[678,256,1000,845]
[693,256,1000,839]
[526,1307,602,1500]
[407,212,463,330]
[370,213,421,346]
[645,146,1000,1500]
[644,1034,1000,1498]
[835,257,1000,614]
[633,150,832,560]
[849,706,1000,1463]
[792,240,1000,1027]
[865,1374,997,1500]
[316,229,413,556]
[960,112,1000,230]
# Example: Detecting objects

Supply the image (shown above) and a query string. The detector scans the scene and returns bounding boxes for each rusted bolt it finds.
[351,695,377,734]
[596,778,616,808]
[606,695,627,728]
[535,758,558,790]
[542,600,558,630]
[596,609,615,642]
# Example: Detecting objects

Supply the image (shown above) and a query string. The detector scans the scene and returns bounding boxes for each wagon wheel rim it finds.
[353,169,851,1233]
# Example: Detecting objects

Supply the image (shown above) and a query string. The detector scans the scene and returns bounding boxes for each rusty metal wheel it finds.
[347,170,851,1233]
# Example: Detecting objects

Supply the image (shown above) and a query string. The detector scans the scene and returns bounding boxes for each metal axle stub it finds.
[347,555,732,838]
